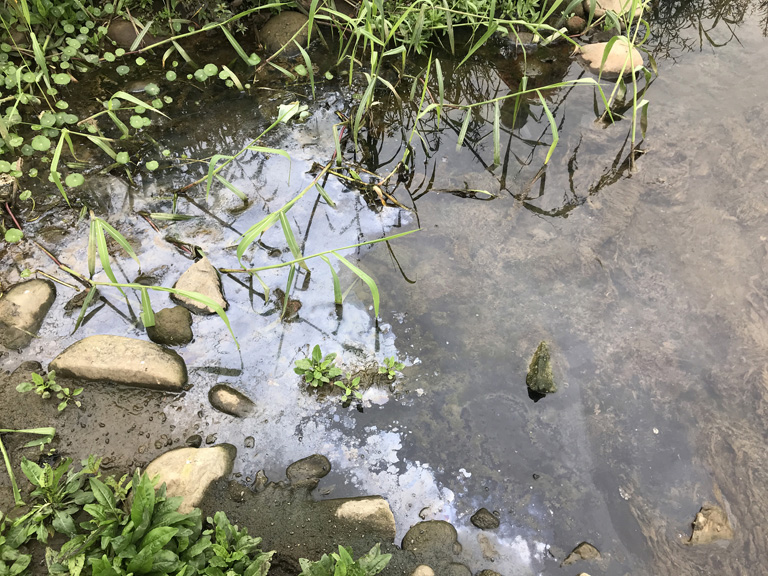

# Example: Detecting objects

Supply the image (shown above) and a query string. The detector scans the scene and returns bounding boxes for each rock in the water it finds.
[526,341,556,395]
[477,571,503,576]
[329,497,396,542]
[107,20,165,48]
[146,306,193,346]
[470,508,500,530]
[402,520,461,555]
[688,504,733,545]
[576,41,644,80]
[145,445,236,513]
[410,566,435,576]
[566,15,587,34]
[259,11,309,55]
[208,384,255,418]
[0,279,56,350]
[286,454,331,485]
[186,434,203,448]
[50,335,187,392]
[171,257,228,315]
[584,0,643,18]
[562,541,602,565]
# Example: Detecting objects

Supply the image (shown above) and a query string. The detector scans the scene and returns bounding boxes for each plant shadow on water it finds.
[2,0,768,574]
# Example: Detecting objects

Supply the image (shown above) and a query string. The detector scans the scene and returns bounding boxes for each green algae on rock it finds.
[526,341,556,395]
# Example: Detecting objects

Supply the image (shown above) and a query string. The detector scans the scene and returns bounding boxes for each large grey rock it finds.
[145,445,236,513]
[107,20,165,48]
[259,11,309,56]
[0,279,56,350]
[688,505,734,545]
[470,508,500,530]
[526,341,556,395]
[50,335,187,392]
[286,454,331,486]
[562,541,602,565]
[584,0,643,18]
[576,41,644,80]
[209,384,255,418]
[146,306,193,346]
[171,257,228,315]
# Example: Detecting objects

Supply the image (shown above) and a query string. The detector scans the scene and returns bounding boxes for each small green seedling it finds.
[294,345,342,388]
[16,371,83,411]
[378,356,405,380]
[335,374,363,403]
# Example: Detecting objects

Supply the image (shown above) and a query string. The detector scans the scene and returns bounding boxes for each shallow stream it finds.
[2,2,768,575]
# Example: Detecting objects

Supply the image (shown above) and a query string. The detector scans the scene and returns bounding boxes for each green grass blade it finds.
[295,41,315,99]
[140,287,155,327]
[205,154,234,198]
[457,22,498,69]
[536,89,559,164]
[221,25,253,67]
[443,0,455,54]
[73,286,98,333]
[171,40,194,64]
[107,110,129,137]
[160,287,237,347]
[280,264,296,319]
[147,213,198,221]
[332,251,379,317]
[0,435,24,506]
[267,61,295,80]
[129,19,153,51]
[332,123,344,166]
[493,99,501,165]
[85,135,117,160]
[246,146,291,167]
[435,59,444,128]
[214,174,247,201]
[237,212,281,263]
[111,91,170,118]
[94,221,122,291]
[320,255,342,305]
[315,182,336,208]
[456,109,472,150]
[88,216,97,278]
[279,211,309,271]
[96,217,140,268]
[50,130,69,205]
[353,75,377,147]
[220,65,244,90]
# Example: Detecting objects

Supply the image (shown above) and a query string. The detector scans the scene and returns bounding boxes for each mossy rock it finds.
[526,341,556,395]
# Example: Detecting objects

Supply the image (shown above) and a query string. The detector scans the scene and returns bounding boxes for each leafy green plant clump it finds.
[378,357,405,380]
[294,345,342,388]
[298,543,391,576]
[16,370,83,411]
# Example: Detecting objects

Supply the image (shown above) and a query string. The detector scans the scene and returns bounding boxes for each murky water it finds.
[2,2,768,575]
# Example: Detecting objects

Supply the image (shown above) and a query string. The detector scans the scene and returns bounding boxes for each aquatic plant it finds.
[16,370,83,411]
[335,373,364,403]
[378,356,405,380]
[298,543,391,576]
[0,426,55,507]
[294,344,343,388]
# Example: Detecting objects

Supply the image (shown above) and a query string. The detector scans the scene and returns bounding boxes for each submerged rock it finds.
[208,384,255,418]
[410,566,435,576]
[470,508,500,530]
[171,257,228,315]
[107,20,165,48]
[146,306,193,346]
[402,520,461,556]
[286,454,331,486]
[145,445,236,513]
[585,0,644,18]
[328,497,396,542]
[526,341,556,395]
[562,541,602,565]
[477,570,503,576]
[688,504,734,545]
[259,11,309,56]
[0,279,56,350]
[50,335,187,392]
[576,41,644,80]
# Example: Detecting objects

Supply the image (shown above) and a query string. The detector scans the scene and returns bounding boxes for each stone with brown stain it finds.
[688,504,734,545]
[0,279,56,350]
[576,41,644,80]
[562,541,602,566]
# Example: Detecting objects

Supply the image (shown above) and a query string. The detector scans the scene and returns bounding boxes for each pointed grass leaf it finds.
[85,135,118,160]
[221,26,253,68]
[237,212,281,264]
[435,59,444,128]
[205,154,234,198]
[315,182,336,208]
[96,217,140,268]
[332,252,379,317]
[50,130,70,205]
[279,211,309,271]
[215,174,247,201]
[88,217,97,277]
[172,40,194,64]
[456,109,472,151]
[536,90,559,164]
[73,287,98,333]
[281,264,296,319]
[140,287,155,327]
[493,100,501,165]
[457,22,498,69]
[320,255,342,305]
[220,65,244,90]
[129,20,154,51]
[147,212,197,221]
[295,41,315,98]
